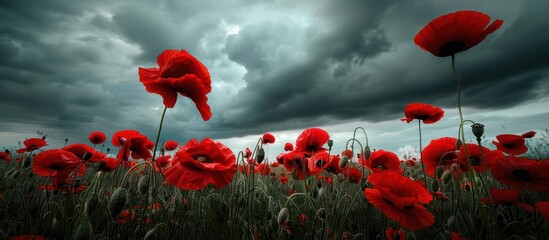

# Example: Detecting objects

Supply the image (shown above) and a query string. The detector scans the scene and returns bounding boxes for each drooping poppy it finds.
[16,138,48,154]
[164,140,179,151]
[492,131,536,155]
[262,133,276,144]
[421,137,459,177]
[284,142,294,151]
[491,155,549,191]
[88,131,107,145]
[163,138,236,190]
[458,143,503,172]
[401,103,444,124]
[111,130,152,161]
[363,149,403,173]
[138,49,212,121]
[295,128,330,154]
[414,10,504,57]
[365,172,434,230]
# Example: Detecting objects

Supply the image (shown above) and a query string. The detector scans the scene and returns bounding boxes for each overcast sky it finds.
[1,0,548,160]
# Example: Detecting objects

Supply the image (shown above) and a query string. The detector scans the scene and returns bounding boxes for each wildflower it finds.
[164,140,179,151]
[491,155,549,191]
[138,49,212,120]
[163,138,236,190]
[16,138,48,154]
[111,130,152,161]
[458,143,503,172]
[422,137,459,177]
[401,103,444,124]
[492,131,536,155]
[363,149,402,173]
[364,172,434,230]
[414,10,504,57]
[262,133,275,144]
[307,151,330,175]
[343,167,362,184]
[295,128,330,154]
[0,150,11,162]
[88,131,106,145]
[284,142,294,151]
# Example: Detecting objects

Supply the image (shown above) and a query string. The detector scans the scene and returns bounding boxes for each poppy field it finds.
[2,10,549,240]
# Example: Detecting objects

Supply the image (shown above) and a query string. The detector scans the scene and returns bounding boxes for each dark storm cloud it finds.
[1,0,548,149]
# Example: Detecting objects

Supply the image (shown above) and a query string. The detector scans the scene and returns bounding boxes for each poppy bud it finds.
[277,208,289,225]
[441,170,453,184]
[340,156,349,168]
[23,156,32,168]
[471,123,485,139]
[257,148,265,164]
[109,188,128,218]
[430,180,440,192]
[363,146,371,160]
[327,140,333,149]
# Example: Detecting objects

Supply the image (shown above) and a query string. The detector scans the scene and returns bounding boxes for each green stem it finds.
[418,120,428,187]
[152,106,168,162]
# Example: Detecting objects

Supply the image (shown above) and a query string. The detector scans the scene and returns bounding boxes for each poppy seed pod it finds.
[340,155,349,168]
[363,146,371,160]
[327,140,333,149]
[471,123,485,139]
[257,148,265,164]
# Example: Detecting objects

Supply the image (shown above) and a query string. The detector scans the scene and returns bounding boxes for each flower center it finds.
[439,41,466,57]
[511,169,530,181]
[193,154,212,163]
[375,164,386,170]
[468,155,481,166]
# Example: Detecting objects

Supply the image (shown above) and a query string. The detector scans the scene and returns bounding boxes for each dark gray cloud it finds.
[1,0,548,151]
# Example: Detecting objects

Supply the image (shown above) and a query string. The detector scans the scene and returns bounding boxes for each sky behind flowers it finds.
[1,0,548,159]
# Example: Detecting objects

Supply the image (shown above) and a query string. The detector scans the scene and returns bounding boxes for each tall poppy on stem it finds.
[492,131,536,155]
[415,10,503,174]
[138,49,212,169]
[402,103,444,185]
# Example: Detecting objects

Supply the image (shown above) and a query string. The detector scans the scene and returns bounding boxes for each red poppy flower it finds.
[262,133,276,144]
[97,157,119,172]
[10,235,45,240]
[414,10,504,57]
[422,137,459,177]
[364,149,402,173]
[163,138,236,190]
[364,172,434,230]
[138,49,212,121]
[88,131,106,145]
[283,150,310,180]
[63,143,94,161]
[401,103,444,124]
[341,150,354,159]
[112,130,152,161]
[491,155,549,191]
[344,167,362,184]
[255,163,271,175]
[295,128,330,154]
[284,142,294,151]
[535,202,549,221]
[307,151,330,175]
[481,188,521,205]
[164,140,179,151]
[385,227,406,240]
[244,147,252,159]
[279,174,289,184]
[0,150,11,162]
[326,155,344,174]
[32,149,81,177]
[458,144,503,172]
[16,138,48,154]
[492,131,536,155]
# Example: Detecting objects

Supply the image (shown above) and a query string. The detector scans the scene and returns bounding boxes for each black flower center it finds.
[512,169,530,181]
[439,41,466,57]
[375,164,386,170]
[468,155,481,166]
